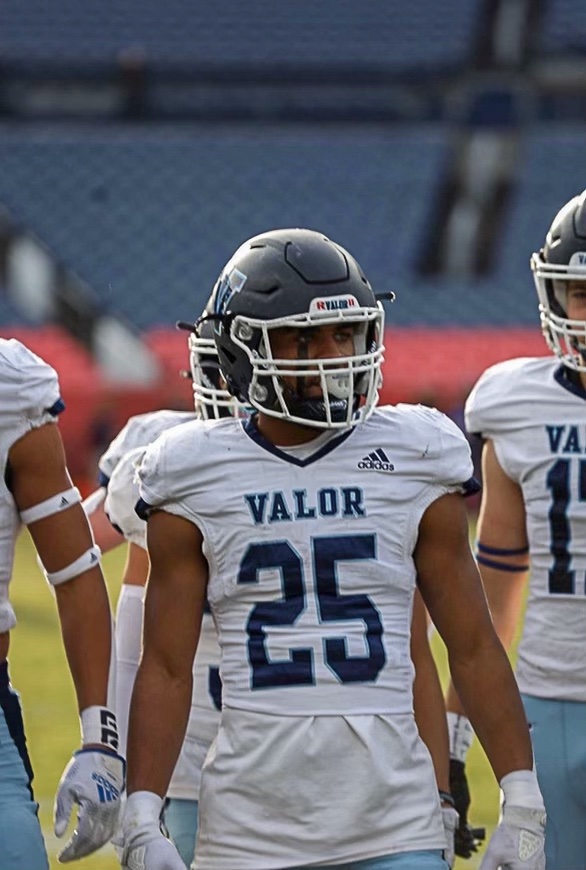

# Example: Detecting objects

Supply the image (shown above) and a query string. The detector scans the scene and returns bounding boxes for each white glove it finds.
[441,805,459,868]
[54,747,125,862]
[479,805,546,870]
[122,791,185,870]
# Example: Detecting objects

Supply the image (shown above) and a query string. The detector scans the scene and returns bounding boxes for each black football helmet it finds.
[531,190,586,371]
[206,228,386,429]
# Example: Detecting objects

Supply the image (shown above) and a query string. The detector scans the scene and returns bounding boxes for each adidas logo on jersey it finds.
[358,448,394,472]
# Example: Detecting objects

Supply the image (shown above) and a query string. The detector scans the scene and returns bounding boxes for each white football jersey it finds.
[105,441,221,801]
[466,356,586,702]
[138,405,475,868]
[98,409,195,486]
[0,339,62,633]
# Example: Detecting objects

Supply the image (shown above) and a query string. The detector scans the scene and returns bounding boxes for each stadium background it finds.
[1,1,583,867]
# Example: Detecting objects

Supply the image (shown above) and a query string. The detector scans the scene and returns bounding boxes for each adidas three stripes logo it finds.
[357,448,394,472]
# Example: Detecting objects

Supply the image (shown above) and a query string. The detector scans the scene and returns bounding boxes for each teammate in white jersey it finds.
[0,338,124,869]
[121,229,545,870]
[83,320,243,867]
[446,191,586,870]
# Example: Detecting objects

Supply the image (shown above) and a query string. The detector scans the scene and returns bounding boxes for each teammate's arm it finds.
[122,509,207,870]
[9,423,112,712]
[411,589,450,794]
[411,590,458,867]
[444,441,529,857]
[8,422,124,861]
[416,491,544,870]
[416,490,531,778]
[446,439,529,716]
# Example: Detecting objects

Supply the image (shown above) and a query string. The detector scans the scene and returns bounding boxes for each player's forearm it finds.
[126,655,192,797]
[55,569,113,710]
[478,563,528,650]
[449,635,533,781]
[413,650,450,792]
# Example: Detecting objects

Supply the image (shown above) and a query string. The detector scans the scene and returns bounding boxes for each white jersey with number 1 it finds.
[465,356,586,702]
[137,403,476,869]
[103,410,220,801]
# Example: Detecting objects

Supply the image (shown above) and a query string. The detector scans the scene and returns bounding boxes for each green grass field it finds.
[9,529,505,870]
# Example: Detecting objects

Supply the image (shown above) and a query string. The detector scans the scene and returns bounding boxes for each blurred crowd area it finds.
[0,0,584,490]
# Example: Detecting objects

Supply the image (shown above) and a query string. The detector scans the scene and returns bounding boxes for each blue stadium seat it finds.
[0,0,481,74]
[540,1,586,56]
[0,123,451,329]
[491,127,586,322]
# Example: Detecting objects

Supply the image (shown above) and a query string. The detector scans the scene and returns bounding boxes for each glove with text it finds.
[54,747,125,862]
[479,805,546,870]
[122,791,186,870]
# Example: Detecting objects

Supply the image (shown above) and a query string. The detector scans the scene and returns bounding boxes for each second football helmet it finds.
[188,318,244,419]
[531,190,586,371]
[177,317,245,419]
[206,228,386,429]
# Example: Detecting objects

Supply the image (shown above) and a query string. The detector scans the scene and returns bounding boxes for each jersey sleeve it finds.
[104,446,147,548]
[0,340,63,448]
[397,403,478,495]
[434,409,478,494]
[135,423,204,525]
[98,417,144,486]
[464,358,537,440]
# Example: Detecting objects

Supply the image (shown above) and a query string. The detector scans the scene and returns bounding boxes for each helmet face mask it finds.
[531,191,586,372]
[188,319,247,419]
[209,228,386,430]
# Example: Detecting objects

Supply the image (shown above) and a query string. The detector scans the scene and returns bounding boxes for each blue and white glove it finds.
[479,770,546,870]
[122,792,186,870]
[54,747,125,861]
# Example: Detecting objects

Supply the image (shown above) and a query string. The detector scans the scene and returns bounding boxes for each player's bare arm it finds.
[8,422,112,712]
[445,439,529,718]
[412,589,459,866]
[126,509,208,798]
[415,491,533,781]
[411,589,450,794]
[8,419,125,861]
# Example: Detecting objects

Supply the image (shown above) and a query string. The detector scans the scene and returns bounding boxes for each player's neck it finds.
[255,413,328,446]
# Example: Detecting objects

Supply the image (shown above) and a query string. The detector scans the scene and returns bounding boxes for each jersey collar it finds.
[554,364,586,401]
[242,416,356,466]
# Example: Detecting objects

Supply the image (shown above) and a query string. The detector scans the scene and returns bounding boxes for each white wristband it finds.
[80,705,120,752]
[500,769,545,812]
[125,791,165,827]
[446,712,474,762]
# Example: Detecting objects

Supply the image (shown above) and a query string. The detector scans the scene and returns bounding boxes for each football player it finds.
[122,229,545,870]
[83,320,238,867]
[446,191,586,870]
[0,338,123,869]
[93,321,458,866]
